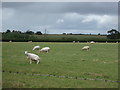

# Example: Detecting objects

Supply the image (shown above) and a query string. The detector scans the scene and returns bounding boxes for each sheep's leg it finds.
[30,60,32,64]
[26,56,29,59]
[37,60,39,64]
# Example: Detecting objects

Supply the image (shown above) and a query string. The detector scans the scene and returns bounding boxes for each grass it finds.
[2,42,118,88]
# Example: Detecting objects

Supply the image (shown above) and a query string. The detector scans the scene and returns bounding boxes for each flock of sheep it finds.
[24,41,95,64]
[24,46,50,64]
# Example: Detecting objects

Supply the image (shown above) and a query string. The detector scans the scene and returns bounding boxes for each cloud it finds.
[81,14,118,28]
[82,14,110,24]
[64,13,84,21]
[2,8,15,20]
[2,2,117,15]
[56,19,64,23]
[1,2,118,34]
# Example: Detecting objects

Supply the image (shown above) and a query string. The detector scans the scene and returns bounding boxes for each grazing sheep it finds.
[39,47,50,53]
[9,40,12,42]
[90,41,95,44]
[28,41,32,42]
[82,46,90,51]
[24,51,40,64]
[73,41,75,43]
[32,45,40,50]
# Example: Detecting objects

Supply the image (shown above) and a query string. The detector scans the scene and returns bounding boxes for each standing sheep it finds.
[82,46,90,51]
[32,45,40,50]
[39,47,50,53]
[24,51,40,64]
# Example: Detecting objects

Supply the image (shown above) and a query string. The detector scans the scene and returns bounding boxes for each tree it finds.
[63,33,66,35]
[107,29,120,39]
[12,30,22,34]
[98,33,100,35]
[107,29,119,34]
[36,31,42,35]
[6,29,11,33]
[25,30,34,35]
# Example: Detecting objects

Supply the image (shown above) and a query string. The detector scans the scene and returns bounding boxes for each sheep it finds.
[90,41,95,44]
[82,46,90,51]
[28,41,32,42]
[24,51,40,64]
[32,45,40,50]
[73,41,75,43]
[39,47,50,53]
[9,40,12,42]
[116,41,118,43]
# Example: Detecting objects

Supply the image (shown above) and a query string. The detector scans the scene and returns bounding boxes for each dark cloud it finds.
[2,2,118,34]
[2,2,118,15]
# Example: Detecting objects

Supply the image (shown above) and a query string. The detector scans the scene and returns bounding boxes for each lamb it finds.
[39,47,50,53]
[82,46,90,51]
[32,45,40,50]
[24,51,40,64]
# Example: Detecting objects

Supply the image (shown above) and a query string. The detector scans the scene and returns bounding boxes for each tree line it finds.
[2,30,42,42]
[3,29,42,35]
[1,29,120,42]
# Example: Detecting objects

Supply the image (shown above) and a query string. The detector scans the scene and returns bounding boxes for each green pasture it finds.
[2,42,118,88]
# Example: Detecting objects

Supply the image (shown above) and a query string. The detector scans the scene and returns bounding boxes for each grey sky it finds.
[2,2,118,34]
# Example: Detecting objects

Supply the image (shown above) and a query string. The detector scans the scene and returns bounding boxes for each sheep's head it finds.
[24,51,28,55]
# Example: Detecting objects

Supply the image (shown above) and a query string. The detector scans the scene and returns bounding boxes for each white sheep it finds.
[32,45,40,50]
[73,41,75,43]
[39,47,50,53]
[82,46,90,51]
[9,40,12,42]
[28,41,32,42]
[90,41,95,44]
[24,51,40,64]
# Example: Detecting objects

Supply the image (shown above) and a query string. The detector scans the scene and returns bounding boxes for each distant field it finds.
[2,42,118,88]
[34,34,108,42]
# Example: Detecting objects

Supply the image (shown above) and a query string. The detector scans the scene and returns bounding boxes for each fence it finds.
[2,70,119,83]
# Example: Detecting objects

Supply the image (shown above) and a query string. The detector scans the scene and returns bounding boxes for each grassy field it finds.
[2,42,118,88]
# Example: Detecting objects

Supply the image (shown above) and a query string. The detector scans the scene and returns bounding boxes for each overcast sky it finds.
[1,2,118,34]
